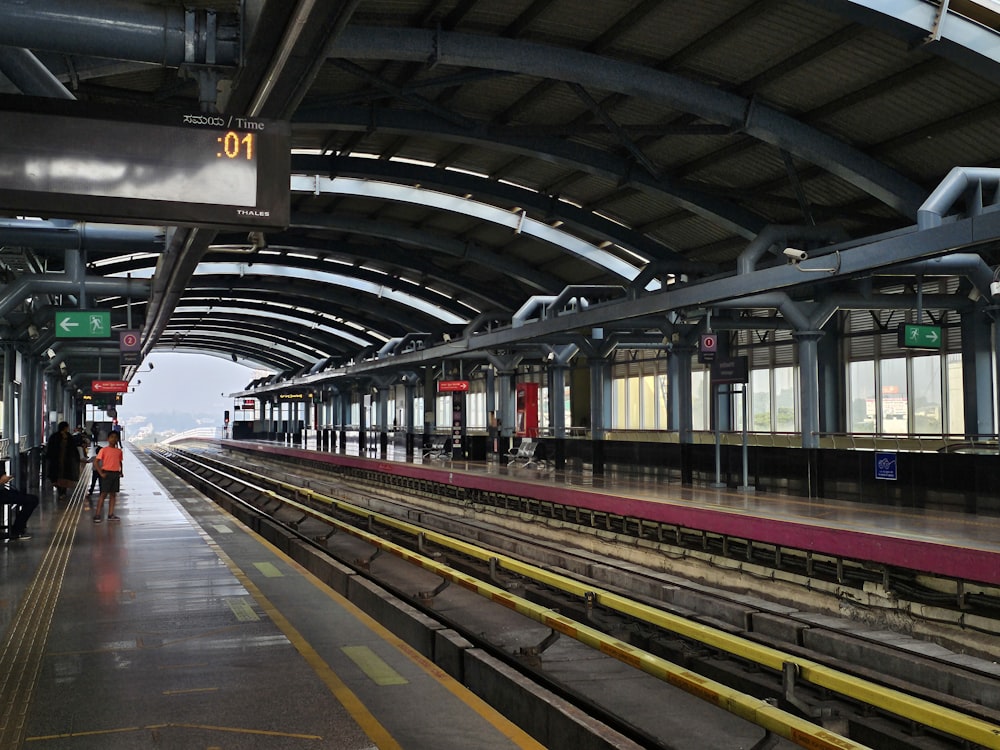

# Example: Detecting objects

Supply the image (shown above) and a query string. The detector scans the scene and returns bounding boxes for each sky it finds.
[119,352,266,419]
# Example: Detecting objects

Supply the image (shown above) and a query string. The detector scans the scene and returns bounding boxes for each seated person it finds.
[1,474,39,541]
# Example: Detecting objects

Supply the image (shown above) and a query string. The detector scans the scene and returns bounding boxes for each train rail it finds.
[148,444,1000,750]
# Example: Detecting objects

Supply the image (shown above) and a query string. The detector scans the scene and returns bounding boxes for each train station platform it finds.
[0,445,545,749]
[228,437,1000,589]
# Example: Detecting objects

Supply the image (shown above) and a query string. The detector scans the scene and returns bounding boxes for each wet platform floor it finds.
[0,445,544,749]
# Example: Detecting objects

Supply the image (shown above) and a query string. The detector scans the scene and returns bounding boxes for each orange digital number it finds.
[217,131,254,159]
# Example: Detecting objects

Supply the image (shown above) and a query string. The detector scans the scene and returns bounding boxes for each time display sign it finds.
[0,95,289,229]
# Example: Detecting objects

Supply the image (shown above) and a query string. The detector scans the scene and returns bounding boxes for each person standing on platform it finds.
[93,431,124,523]
[88,430,102,500]
[46,421,79,501]
[1,473,39,540]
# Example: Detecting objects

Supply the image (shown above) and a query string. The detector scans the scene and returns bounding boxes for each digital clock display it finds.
[0,96,289,229]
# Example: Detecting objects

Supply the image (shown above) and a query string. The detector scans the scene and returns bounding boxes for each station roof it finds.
[2,1,1000,389]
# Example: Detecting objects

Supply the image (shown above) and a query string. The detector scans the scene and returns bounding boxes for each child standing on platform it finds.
[93,432,124,523]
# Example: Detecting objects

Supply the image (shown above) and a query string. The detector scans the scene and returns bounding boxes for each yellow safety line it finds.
[27,723,323,741]
[0,484,86,747]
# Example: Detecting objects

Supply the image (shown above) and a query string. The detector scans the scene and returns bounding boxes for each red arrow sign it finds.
[438,380,470,392]
[92,380,129,393]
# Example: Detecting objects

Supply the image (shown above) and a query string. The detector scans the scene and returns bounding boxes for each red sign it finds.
[92,380,129,393]
[438,380,470,392]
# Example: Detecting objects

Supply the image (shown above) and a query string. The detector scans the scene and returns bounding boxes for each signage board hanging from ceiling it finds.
[0,94,290,230]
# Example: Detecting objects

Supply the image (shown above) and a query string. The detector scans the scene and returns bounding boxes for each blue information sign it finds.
[875,452,897,481]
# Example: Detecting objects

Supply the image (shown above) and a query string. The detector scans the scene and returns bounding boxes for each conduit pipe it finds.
[377,338,403,359]
[0,0,238,67]
[0,47,75,99]
[463,311,507,338]
[547,285,625,316]
[714,293,812,332]
[540,343,580,367]
[878,253,995,298]
[0,219,165,253]
[737,224,849,275]
[0,276,149,320]
[512,296,558,328]
[918,167,1000,229]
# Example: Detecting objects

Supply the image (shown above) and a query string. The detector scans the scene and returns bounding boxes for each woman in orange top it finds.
[93,431,124,523]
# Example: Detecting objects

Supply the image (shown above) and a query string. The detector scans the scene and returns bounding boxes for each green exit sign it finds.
[55,310,110,338]
[897,323,941,350]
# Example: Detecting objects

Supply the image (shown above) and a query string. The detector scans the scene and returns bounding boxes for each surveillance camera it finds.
[783,247,808,261]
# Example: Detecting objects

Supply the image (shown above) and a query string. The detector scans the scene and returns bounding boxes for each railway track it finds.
[146,444,1000,750]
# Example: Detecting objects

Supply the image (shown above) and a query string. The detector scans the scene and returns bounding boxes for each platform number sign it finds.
[698,332,718,363]
[875,452,897,481]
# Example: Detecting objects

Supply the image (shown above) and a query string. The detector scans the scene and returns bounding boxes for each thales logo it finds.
[237,209,270,217]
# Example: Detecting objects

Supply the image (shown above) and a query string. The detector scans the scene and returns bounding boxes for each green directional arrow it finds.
[897,323,941,350]
[55,310,111,338]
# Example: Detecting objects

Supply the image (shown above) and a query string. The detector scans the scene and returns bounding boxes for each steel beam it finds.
[329,26,926,216]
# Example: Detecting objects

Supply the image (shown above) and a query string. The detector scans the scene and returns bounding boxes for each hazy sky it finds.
[120,352,266,417]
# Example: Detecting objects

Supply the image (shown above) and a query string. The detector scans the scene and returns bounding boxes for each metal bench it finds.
[422,437,452,461]
[506,438,545,469]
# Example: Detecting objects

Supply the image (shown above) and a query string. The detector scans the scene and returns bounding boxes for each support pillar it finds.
[668,345,694,484]
[589,358,611,474]
[496,369,515,458]
[963,310,995,436]
[404,379,416,457]
[794,330,824,498]
[548,364,567,469]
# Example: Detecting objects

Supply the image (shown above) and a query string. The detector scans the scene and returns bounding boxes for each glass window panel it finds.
[946,353,964,435]
[880,358,908,433]
[564,384,572,431]
[773,366,796,431]
[436,394,450,429]
[733,387,745,431]
[751,369,771,431]
[641,374,655,429]
[911,356,942,434]
[691,370,708,431]
[468,391,485,429]
[848,361,876,433]
[656,374,669,429]
[627,376,640,429]
[613,377,626,429]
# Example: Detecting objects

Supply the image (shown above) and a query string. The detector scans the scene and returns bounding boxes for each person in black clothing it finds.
[46,421,79,500]
[1,473,39,540]
[88,434,101,497]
